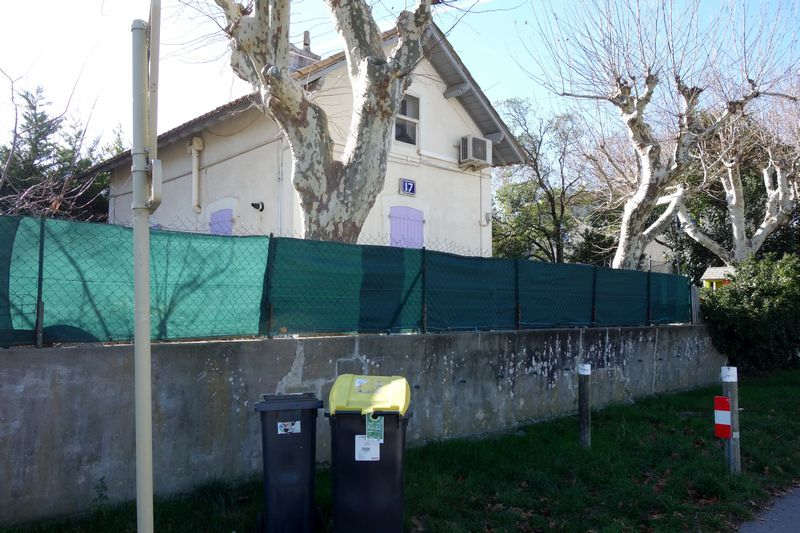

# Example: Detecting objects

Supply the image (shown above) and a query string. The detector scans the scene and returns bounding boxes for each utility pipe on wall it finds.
[190,136,204,213]
[131,19,154,533]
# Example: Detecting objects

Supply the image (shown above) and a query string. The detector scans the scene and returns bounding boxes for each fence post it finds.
[421,246,427,334]
[578,363,591,448]
[514,258,520,330]
[590,266,598,326]
[690,283,699,324]
[34,216,45,347]
[721,366,741,475]
[263,233,276,338]
[646,268,652,325]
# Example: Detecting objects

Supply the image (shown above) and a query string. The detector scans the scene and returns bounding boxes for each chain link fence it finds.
[0,215,692,346]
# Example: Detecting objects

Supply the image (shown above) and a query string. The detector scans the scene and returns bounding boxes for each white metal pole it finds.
[721,366,741,475]
[132,19,154,533]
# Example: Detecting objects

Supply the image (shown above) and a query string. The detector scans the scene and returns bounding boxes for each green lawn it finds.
[6,370,800,532]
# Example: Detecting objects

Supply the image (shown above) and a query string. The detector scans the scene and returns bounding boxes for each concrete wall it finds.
[108,56,493,256]
[0,325,725,524]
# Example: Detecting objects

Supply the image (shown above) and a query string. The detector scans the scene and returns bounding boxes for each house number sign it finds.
[399,178,416,196]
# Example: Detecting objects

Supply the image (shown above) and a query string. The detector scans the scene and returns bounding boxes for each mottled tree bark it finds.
[215,0,431,242]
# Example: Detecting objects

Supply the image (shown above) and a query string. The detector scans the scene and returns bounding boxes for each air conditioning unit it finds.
[459,135,492,169]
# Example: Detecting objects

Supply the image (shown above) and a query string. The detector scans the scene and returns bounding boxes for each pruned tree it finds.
[671,112,799,265]
[526,0,800,269]
[493,99,589,262]
[212,0,432,242]
[0,86,109,220]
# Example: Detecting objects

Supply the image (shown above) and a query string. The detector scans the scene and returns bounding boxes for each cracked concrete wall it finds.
[0,325,724,524]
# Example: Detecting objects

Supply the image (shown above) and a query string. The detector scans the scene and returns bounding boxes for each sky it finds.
[0,0,555,149]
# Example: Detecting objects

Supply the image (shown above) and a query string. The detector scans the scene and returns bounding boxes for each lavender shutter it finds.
[389,206,424,248]
[209,208,233,235]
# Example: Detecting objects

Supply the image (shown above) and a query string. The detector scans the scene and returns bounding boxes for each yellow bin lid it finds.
[329,374,411,416]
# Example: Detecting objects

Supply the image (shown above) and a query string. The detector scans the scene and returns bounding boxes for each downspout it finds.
[276,137,283,235]
[190,137,204,213]
[478,170,490,256]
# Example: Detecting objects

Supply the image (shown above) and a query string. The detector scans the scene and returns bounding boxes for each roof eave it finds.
[86,24,523,176]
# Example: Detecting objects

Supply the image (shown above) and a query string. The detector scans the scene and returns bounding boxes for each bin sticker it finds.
[355,435,380,461]
[277,421,301,434]
[366,414,384,443]
[353,377,382,394]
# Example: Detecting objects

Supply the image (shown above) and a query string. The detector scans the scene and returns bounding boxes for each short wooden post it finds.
[578,363,591,448]
[721,366,741,474]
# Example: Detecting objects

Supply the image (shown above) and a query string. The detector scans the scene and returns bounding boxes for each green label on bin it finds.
[366,414,384,443]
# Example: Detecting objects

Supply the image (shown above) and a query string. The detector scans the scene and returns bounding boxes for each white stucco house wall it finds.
[88,25,524,257]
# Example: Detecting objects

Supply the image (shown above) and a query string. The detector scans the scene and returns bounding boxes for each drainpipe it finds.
[276,137,284,235]
[190,137,204,213]
[478,170,490,256]
[131,18,154,533]
[146,0,161,212]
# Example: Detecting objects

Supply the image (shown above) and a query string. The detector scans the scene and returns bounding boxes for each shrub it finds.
[701,254,800,371]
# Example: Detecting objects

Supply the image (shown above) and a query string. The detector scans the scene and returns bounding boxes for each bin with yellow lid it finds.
[327,374,411,533]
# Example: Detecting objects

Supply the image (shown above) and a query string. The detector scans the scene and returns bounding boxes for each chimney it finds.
[303,31,311,52]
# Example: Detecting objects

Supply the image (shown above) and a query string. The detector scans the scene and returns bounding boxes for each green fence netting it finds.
[0,217,268,345]
[268,237,422,335]
[426,251,516,331]
[0,216,695,346]
[595,267,649,326]
[519,261,594,327]
[1,216,38,345]
[149,228,268,340]
[650,271,692,324]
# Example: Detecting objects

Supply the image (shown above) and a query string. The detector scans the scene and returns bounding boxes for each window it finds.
[394,95,419,146]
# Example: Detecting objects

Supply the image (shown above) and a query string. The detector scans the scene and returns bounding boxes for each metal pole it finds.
[646,269,652,325]
[590,266,597,326]
[514,259,520,330]
[34,216,45,347]
[132,19,154,533]
[579,363,591,448]
[421,247,427,333]
[721,366,741,475]
[264,233,275,338]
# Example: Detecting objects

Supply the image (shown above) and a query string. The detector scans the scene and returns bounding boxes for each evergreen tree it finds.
[0,87,110,220]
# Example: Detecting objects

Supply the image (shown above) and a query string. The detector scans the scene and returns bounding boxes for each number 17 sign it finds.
[399,178,416,196]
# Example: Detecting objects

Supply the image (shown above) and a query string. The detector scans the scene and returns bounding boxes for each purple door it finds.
[389,206,424,248]
[209,208,233,235]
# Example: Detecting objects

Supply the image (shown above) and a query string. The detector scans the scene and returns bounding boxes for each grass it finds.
[5,370,800,532]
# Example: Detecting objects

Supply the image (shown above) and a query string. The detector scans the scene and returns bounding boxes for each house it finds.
[701,266,735,290]
[88,24,524,257]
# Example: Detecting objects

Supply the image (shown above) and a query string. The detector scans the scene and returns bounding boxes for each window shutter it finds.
[209,208,233,235]
[389,206,424,248]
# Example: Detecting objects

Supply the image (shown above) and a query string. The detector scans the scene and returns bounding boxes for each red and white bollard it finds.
[713,395,731,439]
